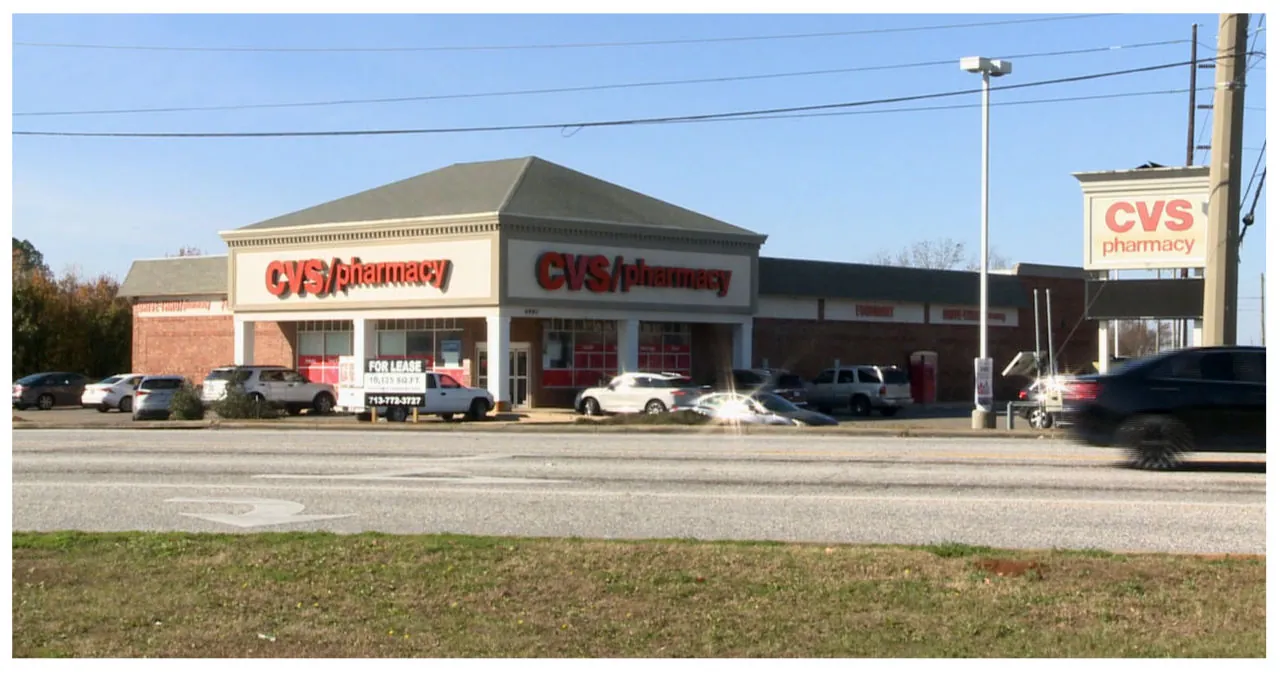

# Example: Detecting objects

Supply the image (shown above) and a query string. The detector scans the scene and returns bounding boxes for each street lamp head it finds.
[960,56,1013,77]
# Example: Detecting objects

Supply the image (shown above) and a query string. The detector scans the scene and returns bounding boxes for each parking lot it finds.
[11,401,1030,431]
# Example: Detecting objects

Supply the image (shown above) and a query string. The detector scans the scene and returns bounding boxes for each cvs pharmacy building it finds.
[120,156,1093,408]
[144,157,760,410]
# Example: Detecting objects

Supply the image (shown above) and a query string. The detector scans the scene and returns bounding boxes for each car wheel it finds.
[119,396,133,413]
[880,406,899,417]
[1028,408,1053,430]
[849,395,871,417]
[1119,414,1193,470]
[311,393,335,415]
[644,399,667,415]
[466,398,489,421]
[441,413,455,421]
[386,406,409,423]
[582,397,601,416]
[97,404,111,413]
[37,394,54,411]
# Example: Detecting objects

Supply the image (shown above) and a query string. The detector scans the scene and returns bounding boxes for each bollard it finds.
[412,407,419,423]
[1005,401,1015,430]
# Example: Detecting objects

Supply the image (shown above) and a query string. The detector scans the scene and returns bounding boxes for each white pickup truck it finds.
[805,365,913,417]
[373,371,495,422]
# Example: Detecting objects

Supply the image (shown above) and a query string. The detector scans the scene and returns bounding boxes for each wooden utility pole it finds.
[1262,273,1266,346]
[1186,23,1198,166]
[1201,13,1250,346]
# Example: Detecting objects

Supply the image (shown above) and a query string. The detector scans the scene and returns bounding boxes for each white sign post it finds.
[974,357,994,411]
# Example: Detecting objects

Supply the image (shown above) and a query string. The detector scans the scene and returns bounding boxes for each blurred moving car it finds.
[693,391,839,427]
[132,375,189,421]
[728,368,810,406]
[13,372,90,411]
[575,372,709,415]
[81,373,145,413]
[1065,346,1266,469]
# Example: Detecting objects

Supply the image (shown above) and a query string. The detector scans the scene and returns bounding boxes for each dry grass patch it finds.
[12,532,1265,658]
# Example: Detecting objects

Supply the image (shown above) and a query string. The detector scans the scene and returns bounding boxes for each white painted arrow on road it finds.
[166,497,356,528]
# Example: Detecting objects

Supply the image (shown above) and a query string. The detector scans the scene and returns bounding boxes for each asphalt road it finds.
[11,429,1266,555]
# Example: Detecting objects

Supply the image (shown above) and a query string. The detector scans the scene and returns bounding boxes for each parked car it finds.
[200,365,337,415]
[13,372,90,411]
[805,365,913,416]
[575,371,710,415]
[132,375,189,421]
[81,373,145,413]
[693,391,838,427]
[1065,346,1266,469]
[377,371,495,422]
[728,368,810,406]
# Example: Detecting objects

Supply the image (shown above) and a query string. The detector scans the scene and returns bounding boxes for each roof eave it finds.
[220,212,503,241]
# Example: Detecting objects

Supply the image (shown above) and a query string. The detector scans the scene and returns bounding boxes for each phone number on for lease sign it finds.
[365,394,425,407]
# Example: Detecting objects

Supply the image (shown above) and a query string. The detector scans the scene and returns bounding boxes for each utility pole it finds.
[1201,13,1249,346]
[1179,23,1198,349]
[1262,273,1266,346]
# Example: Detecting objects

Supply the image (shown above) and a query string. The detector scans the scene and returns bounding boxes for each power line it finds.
[12,14,1115,53]
[13,39,1190,118]
[11,57,1223,139]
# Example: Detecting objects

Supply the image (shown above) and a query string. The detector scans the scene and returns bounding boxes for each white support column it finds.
[233,318,255,365]
[1190,319,1203,347]
[731,318,754,370]
[617,319,640,373]
[1097,321,1111,374]
[486,312,511,412]
[352,317,376,371]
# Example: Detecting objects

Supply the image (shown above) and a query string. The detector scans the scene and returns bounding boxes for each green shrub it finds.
[168,383,206,421]
[211,387,283,420]
[576,410,712,426]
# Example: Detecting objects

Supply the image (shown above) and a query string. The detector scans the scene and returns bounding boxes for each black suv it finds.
[1065,346,1266,469]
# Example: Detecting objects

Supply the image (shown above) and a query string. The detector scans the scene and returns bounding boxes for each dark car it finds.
[1065,346,1266,469]
[729,368,810,406]
[13,371,91,411]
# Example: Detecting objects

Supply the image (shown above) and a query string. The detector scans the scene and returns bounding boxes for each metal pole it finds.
[1262,273,1266,346]
[1186,23,1199,166]
[1202,13,1250,346]
[977,70,991,417]
[1033,289,1042,380]
[1046,288,1057,380]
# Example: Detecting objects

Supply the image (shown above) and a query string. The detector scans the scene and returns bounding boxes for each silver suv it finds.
[200,365,337,415]
[805,365,913,417]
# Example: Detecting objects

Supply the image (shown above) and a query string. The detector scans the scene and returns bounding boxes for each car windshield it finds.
[142,379,182,390]
[776,374,804,388]
[205,370,235,381]
[754,393,799,413]
[1107,352,1167,376]
[98,376,124,385]
[880,369,909,384]
[16,374,46,385]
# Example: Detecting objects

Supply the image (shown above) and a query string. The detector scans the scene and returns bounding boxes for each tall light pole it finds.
[960,56,1012,430]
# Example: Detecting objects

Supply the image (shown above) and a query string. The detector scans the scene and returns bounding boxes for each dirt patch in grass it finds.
[11,532,1265,658]
[574,410,713,426]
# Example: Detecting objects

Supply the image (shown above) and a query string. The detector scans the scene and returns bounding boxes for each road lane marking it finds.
[12,481,1264,509]
[166,498,355,528]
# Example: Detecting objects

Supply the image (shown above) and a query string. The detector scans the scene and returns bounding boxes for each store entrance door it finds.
[476,342,531,408]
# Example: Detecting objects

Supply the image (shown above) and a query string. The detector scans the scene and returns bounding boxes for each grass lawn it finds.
[12,531,1265,658]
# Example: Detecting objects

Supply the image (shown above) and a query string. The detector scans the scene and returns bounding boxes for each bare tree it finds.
[1115,320,1177,357]
[168,246,204,257]
[870,238,1011,271]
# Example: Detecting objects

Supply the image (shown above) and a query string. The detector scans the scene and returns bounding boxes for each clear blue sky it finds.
[11,12,1268,344]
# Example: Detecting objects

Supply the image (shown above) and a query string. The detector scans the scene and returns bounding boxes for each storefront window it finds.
[640,322,692,375]
[542,319,618,388]
[296,320,354,385]
[435,331,464,368]
[374,319,468,384]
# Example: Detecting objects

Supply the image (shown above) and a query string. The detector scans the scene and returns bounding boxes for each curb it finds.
[11,420,1065,439]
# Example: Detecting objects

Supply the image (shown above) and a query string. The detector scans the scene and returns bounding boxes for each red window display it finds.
[542,319,617,389]
[639,322,692,375]
[296,321,353,386]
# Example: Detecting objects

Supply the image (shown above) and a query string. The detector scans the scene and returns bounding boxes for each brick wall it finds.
[131,310,295,384]
[751,274,1094,403]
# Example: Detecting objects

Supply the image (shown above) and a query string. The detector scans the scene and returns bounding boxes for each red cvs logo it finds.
[1104,199,1195,234]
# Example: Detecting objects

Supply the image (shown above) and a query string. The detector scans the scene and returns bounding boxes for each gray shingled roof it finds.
[236,156,763,239]
[758,257,1029,308]
[117,255,228,299]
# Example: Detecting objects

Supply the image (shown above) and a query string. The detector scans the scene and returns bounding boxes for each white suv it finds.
[200,365,337,415]
[574,372,708,416]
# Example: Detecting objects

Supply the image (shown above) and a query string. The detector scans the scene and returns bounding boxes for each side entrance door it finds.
[476,342,532,408]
